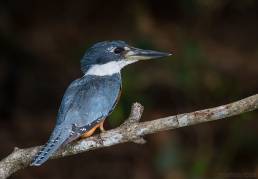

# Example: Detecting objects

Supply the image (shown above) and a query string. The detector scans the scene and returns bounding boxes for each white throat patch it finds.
[85,60,137,76]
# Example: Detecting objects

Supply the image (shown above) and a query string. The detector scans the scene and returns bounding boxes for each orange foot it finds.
[81,120,106,139]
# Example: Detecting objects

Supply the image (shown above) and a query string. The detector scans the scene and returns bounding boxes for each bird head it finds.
[81,40,171,76]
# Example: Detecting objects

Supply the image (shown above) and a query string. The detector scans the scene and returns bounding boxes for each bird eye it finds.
[114,47,124,54]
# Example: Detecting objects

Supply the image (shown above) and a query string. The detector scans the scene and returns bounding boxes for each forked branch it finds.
[0,94,257,179]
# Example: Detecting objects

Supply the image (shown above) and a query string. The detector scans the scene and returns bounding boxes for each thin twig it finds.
[0,94,257,179]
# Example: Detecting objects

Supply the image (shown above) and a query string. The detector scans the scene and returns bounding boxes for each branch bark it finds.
[1,94,258,179]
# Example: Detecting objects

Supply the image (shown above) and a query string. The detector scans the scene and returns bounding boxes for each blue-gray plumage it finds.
[31,40,171,166]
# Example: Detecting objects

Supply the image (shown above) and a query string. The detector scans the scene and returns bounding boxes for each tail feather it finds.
[31,132,66,166]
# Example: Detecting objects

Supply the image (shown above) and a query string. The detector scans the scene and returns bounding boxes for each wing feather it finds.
[56,74,121,138]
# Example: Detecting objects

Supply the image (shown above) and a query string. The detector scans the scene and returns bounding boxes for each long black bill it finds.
[125,47,172,61]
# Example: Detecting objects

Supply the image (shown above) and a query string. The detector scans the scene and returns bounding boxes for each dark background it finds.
[0,0,258,178]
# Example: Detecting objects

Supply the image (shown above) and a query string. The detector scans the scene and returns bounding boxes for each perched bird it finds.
[31,40,171,166]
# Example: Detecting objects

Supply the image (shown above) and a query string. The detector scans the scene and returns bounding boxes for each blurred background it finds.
[0,0,258,178]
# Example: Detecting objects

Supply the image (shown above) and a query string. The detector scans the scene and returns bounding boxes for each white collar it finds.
[85,60,137,76]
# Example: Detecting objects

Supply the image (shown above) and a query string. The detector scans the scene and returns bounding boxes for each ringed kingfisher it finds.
[31,40,171,166]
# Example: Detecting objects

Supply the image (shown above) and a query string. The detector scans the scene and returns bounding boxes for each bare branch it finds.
[0,94,258,179]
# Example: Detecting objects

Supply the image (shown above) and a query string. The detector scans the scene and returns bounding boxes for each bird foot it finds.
[96,134,104,145]
[100,120,106,132]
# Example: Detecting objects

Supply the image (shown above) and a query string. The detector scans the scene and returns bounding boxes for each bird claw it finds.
[97,135,104,145]
[100,121,106,132]
[100,126,105,133]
